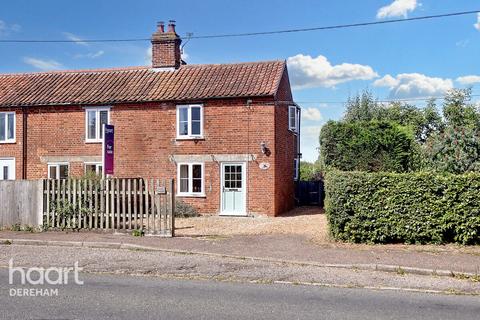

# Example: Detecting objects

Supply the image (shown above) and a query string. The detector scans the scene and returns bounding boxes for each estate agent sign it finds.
[103,124,115,176]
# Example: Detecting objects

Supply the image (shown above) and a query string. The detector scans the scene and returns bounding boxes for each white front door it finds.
[220,162,246,216]
[0,158,15,180]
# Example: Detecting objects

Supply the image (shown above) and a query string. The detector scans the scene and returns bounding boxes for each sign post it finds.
[102,124,114,178]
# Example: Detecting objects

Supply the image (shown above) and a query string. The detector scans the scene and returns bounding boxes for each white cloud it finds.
[0,19,21,36]
[374,73,453,98]
[63,32,88,46]
[302,107,322,121]
[373,74,399,88]
[302,125,322,140]
[287,54,378,89]
[74,50,105,59]
[23,57,63,71]
[456,75,480,86]
[377,0,418,19]
[474,13,480,31]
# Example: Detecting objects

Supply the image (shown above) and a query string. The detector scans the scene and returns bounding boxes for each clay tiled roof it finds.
[0,61,286,107]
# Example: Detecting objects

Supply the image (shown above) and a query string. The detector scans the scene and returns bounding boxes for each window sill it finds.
[176,136,205,141]
[85,140,102,144]
[176,193,206,198]
[0,140,16,144]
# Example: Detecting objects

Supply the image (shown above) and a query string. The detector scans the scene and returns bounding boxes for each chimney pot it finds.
[157,21,165,33]
[167,20,176,33]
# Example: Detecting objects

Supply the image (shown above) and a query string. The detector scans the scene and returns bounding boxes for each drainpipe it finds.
[22,106,27,179]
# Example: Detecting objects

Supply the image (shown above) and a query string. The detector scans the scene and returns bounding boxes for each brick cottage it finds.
[0,21,300,216]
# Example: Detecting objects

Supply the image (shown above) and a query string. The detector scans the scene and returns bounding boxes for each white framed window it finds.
[176,104,203,139]
[177,163,204,196]
[84,162,103,176]
[293,158,299,181]
[85,107,110,143]
[0,112,15,143]
[48,163,69,179]
[288,105,299,133]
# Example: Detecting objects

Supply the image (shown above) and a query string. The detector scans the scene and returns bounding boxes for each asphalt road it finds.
[1,270,479,320]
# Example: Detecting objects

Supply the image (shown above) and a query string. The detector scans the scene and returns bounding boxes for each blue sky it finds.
[1,0,479,161]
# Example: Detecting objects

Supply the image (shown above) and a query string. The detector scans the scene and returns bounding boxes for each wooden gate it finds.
[295,180,324,207]
[43,178,175,236]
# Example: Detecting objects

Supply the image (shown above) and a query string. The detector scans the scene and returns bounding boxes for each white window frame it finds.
[85,107,111,143]
[288,105,299,133]
[0,157,16,180]
[176,162,205,197]
[293,158,299,181]
[47,162,70,180]
[0,111,16,143]
[176,104,204,139]
[84,162,103,175]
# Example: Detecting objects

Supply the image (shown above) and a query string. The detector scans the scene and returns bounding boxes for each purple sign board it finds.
[103,124,114,176]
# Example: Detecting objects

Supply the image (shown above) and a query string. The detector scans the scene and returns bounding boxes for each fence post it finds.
[36,179,44,227]
[169,178,175,237]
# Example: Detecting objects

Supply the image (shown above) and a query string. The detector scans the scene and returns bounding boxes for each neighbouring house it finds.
[0,21,300,216]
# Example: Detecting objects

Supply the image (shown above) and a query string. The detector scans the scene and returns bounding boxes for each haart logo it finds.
[8,259,83,297]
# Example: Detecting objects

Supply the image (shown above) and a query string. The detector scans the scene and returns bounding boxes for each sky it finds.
[0,0,479,162]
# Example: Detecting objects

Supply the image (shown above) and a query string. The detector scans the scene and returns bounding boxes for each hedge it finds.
[319,120,416,173]
[325,171,480,244]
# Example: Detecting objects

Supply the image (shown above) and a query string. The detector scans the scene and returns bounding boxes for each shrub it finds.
[175,200,199,218]
[320,120,417,173]
[325,171,480,245]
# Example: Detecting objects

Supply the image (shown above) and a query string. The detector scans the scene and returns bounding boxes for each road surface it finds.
[1,270,479,319]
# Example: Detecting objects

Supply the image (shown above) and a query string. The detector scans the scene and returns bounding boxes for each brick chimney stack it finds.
[151,20,182,69]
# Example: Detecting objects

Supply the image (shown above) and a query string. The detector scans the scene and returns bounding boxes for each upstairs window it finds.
[0,112,15,143]
[177,104,203,139]
[288,106,299,132]
[48,163,69,179]
[85,107,110,142]
[177,163,204,196]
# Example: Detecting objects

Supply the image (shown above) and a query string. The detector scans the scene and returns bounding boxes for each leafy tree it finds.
[442,88,480,128]
[424,127,480,173]
[422,89,480,173]
[344,90,380,122]
[299,161,322,181]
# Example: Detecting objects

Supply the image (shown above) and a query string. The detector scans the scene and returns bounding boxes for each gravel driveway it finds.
[175,206,329,242]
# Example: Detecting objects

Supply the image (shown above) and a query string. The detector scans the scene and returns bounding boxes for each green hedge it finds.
[325,171,480,244]
[320,120,417,173]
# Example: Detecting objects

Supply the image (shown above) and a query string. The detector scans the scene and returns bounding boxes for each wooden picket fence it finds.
[43,178,175,236]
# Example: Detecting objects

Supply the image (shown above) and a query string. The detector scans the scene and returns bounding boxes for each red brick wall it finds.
[274,68,297,215]
[26,106,102,178]
[1,91,297,216]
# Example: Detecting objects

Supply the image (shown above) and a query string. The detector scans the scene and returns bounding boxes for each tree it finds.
[299,161,322,181]
[442,88,480,128]
[344,91,443,143]
[343,90,380,122]
[422,89,480,173]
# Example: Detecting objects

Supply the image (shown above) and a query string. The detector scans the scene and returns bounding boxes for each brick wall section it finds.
[111,98,276,215]
[274,69,297,215]
[26,106,102,178]
[0,107,24,179]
